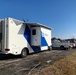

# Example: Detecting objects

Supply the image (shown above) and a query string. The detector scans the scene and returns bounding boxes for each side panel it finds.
[41,27,51,50]
[8,18,34,55]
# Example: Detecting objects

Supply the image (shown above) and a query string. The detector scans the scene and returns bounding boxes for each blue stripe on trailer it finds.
[31,46,41,52]
[24,24,31,44]
[41,32,48,46]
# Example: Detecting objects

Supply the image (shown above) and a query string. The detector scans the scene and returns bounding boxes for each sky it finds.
[0,0,76,39]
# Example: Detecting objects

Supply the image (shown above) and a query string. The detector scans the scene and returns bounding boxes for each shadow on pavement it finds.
[0,54,21,60]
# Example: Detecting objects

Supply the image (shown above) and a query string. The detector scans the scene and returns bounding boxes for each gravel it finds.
[0,49,75,75]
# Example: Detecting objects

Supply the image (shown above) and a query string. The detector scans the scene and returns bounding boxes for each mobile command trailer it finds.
[0,18,52,57]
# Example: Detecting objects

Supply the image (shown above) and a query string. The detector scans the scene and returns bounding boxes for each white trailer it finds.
[0,18,52,57]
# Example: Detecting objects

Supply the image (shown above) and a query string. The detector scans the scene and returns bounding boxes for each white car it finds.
[52,40,71,50]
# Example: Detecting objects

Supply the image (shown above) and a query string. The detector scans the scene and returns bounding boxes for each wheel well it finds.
[60,45,65,50]
[60,45,64,47]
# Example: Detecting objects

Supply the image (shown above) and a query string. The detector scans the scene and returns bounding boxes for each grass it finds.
[32,50,76,75]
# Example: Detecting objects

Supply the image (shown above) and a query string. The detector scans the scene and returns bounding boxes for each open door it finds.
[31,27,40,46]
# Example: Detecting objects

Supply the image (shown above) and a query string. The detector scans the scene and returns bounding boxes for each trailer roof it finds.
[11,18,52,30]
[25,23,52,30]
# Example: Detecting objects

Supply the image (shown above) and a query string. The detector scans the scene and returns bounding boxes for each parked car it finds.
[70,42,76,48]
[52,39,72,50]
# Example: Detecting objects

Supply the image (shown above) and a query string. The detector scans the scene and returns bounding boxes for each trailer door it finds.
[31,27,40,46]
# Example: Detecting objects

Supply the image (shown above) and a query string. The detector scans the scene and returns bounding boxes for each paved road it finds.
[0,49,75,75]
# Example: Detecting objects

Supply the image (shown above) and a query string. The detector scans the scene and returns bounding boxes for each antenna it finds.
[23,19,29,23]
[23,19,26,22]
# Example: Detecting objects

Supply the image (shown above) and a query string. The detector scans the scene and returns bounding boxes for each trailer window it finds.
[32,29,36,35]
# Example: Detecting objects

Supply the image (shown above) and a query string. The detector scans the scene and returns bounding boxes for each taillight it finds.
[5,49,10,51]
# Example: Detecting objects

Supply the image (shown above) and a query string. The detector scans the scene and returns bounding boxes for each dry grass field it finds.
[32,50,76,75]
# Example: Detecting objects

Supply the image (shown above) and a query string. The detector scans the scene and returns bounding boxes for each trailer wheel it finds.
[48,46,52,51]
[21,48,28,58]
[60,46,65,50]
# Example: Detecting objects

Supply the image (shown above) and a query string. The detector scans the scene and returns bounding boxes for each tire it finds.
[21,48,28,58]
[68,46,71,50]
[48,46,52,51]
[60,46,65,50]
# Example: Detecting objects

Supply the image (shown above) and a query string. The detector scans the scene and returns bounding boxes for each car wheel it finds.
[60,46,65,50]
